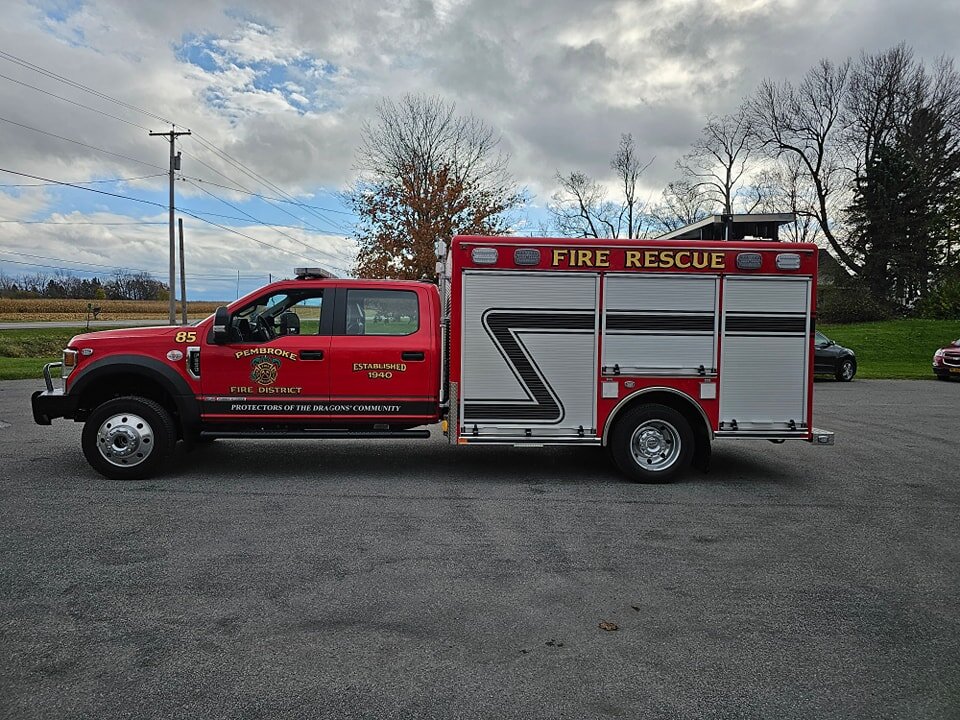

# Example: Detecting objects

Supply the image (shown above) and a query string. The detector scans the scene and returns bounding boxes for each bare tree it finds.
[750,58,857,271]
[647,180,716,235]
[749,157,822,244]
[677,106,755,214]
[349,94,524,279]
[549,134,653,238]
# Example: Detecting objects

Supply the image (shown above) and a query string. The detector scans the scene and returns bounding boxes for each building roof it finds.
[658,213,796,241]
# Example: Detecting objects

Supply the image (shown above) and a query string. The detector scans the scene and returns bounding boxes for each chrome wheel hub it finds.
[97,413,154,467]
[629,420,681,471]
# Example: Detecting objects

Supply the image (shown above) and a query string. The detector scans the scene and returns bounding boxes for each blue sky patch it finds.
[174,27,341,116]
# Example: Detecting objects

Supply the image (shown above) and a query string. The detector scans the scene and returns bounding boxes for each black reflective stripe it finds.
[202,400,435,415]
[463,310,594,424]
[606,313,714,332]
[725,315,807,333]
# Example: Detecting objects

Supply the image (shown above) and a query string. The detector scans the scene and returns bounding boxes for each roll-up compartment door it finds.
[719,277,811,430]
[460,271,599,437]
[602,274,719,375]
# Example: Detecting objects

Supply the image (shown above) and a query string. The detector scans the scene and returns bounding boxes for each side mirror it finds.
[212,306,230,344]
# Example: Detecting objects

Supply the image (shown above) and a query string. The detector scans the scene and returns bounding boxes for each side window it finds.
[287,296,323,335]
[232,290,324,342]
[345,289,419,336]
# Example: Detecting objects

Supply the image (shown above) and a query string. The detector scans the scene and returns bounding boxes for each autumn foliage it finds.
[349,95,523,279]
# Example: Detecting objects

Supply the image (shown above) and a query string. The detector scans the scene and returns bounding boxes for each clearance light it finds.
[514,248,541,266]
[736,252,762,270]
[471,247,498,265]
[776,253,801,270]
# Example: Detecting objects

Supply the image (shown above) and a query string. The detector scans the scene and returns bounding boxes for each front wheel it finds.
[609,404,694,483]
[835,357,856,382]
[81,396,175,480]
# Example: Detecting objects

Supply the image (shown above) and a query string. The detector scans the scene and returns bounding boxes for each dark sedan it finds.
[933,338,960,381]
[814,331,857,381]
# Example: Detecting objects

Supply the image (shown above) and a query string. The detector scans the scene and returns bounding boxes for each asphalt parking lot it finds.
[1,378,958,719]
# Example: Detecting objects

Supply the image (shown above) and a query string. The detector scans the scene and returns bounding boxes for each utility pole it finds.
[178,218,187,325]
[150,126,191,325]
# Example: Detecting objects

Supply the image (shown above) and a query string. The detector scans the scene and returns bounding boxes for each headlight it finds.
[934,348,944,358]
[61,349,78,379]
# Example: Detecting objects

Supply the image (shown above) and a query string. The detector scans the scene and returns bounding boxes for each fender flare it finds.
[601,386,713,446]
[69,355,200,434]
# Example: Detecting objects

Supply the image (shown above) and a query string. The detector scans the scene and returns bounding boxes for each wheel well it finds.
[76,373,180,434]
[603,389,712,469]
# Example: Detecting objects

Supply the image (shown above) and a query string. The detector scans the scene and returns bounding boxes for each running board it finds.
[200,429,432,440]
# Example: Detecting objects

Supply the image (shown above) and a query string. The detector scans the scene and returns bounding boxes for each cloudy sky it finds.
[1,0,958,299]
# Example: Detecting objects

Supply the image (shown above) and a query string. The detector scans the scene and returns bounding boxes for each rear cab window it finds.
[345,289,419,336]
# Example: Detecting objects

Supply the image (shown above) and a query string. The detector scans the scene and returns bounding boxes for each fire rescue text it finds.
[551,248,725,270]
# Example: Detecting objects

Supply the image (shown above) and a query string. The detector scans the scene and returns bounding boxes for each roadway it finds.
[0,378,957,719]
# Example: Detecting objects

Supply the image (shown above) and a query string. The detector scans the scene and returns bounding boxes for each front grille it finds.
[943,353,960,367]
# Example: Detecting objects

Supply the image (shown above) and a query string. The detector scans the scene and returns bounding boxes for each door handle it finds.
[299,350,324,360]
[402,351,425,361]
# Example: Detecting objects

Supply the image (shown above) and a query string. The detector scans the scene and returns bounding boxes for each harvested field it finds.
[0,298,222,323]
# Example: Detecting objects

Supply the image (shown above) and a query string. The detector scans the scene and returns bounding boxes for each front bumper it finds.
[31,389,77,425]
[31,362,76,425]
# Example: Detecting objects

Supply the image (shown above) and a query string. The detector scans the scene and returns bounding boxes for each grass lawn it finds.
[0,327,113,381]
[819,319,960,379]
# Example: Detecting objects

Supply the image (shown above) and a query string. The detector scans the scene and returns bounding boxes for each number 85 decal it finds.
[175,331,197,343]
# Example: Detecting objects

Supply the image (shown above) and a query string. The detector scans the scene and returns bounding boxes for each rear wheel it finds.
[81,396,175,480]
[835,357,856,382]
[609,404,694,483]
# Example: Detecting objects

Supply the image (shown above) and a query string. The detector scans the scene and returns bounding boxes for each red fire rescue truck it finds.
[31,236,834,482]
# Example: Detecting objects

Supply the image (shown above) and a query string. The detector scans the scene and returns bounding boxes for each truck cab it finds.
[32,273,443,479]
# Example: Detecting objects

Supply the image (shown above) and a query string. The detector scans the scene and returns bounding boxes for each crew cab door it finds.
[325,285,439,424]
[200,287,331,422]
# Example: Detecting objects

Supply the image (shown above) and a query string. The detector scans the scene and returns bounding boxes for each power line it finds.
[0,50,174,125]
[190,132,349,232]
[183,178,344,260]
[0,51,352,236]
[179,209,337,272]
[179,173,354,215]
[0,167,344,273]
[180,142,345,235]
[0,251,270,280]
[0,71,152,131]
[0,167,341,231]
[0,115,166,170]
[0,167,169,208]
[0,219,166,226]
[0,173,165,188]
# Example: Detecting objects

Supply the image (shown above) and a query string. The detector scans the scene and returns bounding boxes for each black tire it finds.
[936,374,952,381]
[81,396,176,480]
[608,403,694,483]
[835,357,856,382]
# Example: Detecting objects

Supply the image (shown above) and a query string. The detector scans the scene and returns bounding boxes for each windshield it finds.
[815,331,830,344]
